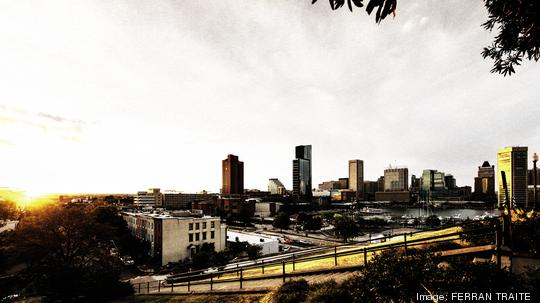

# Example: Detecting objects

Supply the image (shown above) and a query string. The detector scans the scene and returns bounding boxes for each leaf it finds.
[366,0,381,14]
[352,0,364,7]
[380,0,394,20]
[375,2,383,23]
[348,0,353,12]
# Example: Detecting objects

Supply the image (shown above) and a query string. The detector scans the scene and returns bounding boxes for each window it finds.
[203,222,207,229]
[203,232,207,240]
[195,233,200,241]
[211,231,215,239]
[189,233,193,242]
[189,223,193,231]
[260,239,265,242]
[211,221,215,228]
[195,223,200,230]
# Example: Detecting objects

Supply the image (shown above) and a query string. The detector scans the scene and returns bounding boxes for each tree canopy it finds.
[272,249,538,303]
[312,0,540,76]
[273,212,291,230]
[5,205,134,301]
[333,214,360,242]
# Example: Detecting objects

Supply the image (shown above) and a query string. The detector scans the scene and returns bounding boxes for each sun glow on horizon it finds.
[0,188,57,210]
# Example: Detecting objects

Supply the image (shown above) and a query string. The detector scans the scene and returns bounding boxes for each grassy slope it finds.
[112,294,267,303]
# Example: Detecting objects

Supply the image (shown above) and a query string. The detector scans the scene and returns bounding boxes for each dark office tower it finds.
[497,146,528,208]
[474,161,496,194]
[293,145,312,199]
[349,160,364,201]
[222,154,244,195]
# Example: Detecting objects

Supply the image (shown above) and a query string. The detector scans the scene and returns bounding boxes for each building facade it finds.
[162,191,213,210]
[318,178,348,191]
[383,167,408,191]
[473,161,496,203]
[226,230,279,255]
[497,146,528,208]
[421,170,446,192]
[363,181,378,201]
[348,160,364,201]
[222,154,244,195]
[268,178,286,195]
[134,188,163,207]
[122,210,226,265]
[293,145,312,199]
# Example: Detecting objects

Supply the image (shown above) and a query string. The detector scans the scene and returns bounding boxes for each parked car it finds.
[203,267,218,274]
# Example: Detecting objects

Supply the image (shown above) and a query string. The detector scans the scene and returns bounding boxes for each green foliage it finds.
[311,0,397,23]
[348,250,438,302]
[13,205,133,301]
[191,243,229,269]
[333,214,360,241]
[247,245,262,260]
[297,213,323,231]
[272,279,310,303]
[513,216,540,255]
[305,280,348,303]
[481,0,540,76]
[0,200,18,220]
[425,215,441,227]
[273,212,291,230]
[272,249,538,303]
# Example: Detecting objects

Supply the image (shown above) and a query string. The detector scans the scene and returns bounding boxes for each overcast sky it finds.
[1,0,539,194]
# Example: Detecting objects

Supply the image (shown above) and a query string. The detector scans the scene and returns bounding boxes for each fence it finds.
[133,218,501,295]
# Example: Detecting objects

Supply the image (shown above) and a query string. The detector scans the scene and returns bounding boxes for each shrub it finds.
[305,280,349,303]
[272,279,310,303]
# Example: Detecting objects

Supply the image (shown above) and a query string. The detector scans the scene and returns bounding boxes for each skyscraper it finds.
[348,160,364,201]
[383,167,408,191]
[497,146,528,208]
[473,161,496,203]
[268,178,286,195]
[222,154,244,195]
[293,145,312,199]
[421,170,446,192]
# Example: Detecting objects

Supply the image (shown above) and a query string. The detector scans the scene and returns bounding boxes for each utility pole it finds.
[533,153,538,210]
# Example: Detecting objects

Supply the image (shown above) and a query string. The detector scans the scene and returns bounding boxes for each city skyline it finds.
[1,0,540,194]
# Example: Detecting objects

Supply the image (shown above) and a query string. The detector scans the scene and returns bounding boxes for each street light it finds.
[533,153,538,210]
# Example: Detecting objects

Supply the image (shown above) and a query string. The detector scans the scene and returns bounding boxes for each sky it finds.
[0,0,539,194]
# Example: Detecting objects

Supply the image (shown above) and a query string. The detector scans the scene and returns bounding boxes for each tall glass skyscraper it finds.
[293,145,312,199]
[497,146,528,208]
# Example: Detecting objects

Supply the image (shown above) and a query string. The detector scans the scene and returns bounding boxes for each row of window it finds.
[188,221,216,231]
[188,231,215,242]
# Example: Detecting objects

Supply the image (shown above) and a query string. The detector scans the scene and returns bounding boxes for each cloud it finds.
[0,0,539,193]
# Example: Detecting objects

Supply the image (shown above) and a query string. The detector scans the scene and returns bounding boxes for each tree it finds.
[312,0,396,23]
[303,216,323,231]
[272,279,310,303]
[13,205,133,301]
[312,0,540,76]
[91,205,150,261]
[271,249,536,303]
[481,0,540,76]
[0,200,18,220]
[273,212,291,231]
[247,245,262,260]
[333,215,360,242]
[425,215,441,227]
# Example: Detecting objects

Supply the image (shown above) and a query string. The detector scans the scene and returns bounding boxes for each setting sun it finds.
[0,188,56,209]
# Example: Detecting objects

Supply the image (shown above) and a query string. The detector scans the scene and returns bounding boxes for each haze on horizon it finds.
[1,0,539,194]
